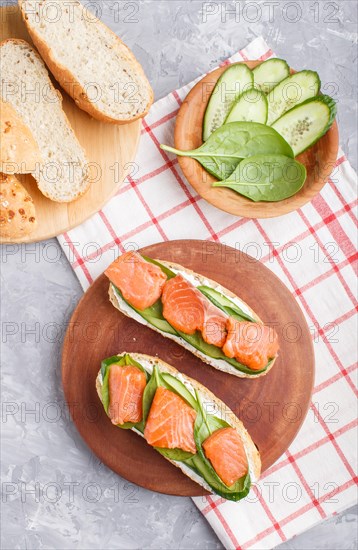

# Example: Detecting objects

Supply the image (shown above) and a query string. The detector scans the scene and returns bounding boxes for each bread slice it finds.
[0,39,89,202]
[0,100,42,173]
[96,352,261,494]
[19,0,154,124]
[0,173,37,239]
[108,259,278,379]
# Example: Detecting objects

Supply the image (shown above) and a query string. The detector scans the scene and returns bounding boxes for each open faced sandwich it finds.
[105,252,279,378]
[97,353,261,501]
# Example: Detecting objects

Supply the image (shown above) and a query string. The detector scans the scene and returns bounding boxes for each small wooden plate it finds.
[0,6,141,244]
[62,240,315,497]
[174,62,339,218]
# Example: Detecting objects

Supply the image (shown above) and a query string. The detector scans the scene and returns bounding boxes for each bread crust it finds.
[108,258,278,378]
[0,100,42,173]
[19,0,154,124]
[0,173,37,238]
[0,38,90,203]
[96,352,261,493]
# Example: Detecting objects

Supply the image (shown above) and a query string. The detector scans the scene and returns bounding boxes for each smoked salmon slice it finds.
[105,251,167,310]
[162,275,228,347]
[144,386,197,454]
[108,364,147,425]
[202,302,228,348]
[223,319,279,370]
[202,427,248,486]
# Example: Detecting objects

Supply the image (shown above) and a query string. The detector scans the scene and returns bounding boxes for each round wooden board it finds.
[62,240,315,497]
[174,62,339,218]
[0,6,141,244]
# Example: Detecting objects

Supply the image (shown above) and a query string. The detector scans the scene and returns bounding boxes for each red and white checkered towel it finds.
[58,37,357,550]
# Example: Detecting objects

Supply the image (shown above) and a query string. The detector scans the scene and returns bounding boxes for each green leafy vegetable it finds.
[213,154,306,202]
[156,448,196,461]
[161,372,199,410]
[161,121,294,180]
[142,365,197,460]
[143,365,200,420]
[99,355,253,501]
[112,285,177,336]
[185,390,251,500]
[142,364,161,423]
[100,354,148,431]
[142,366,251,499]
[176,329,270,375]
[101,362,111,413]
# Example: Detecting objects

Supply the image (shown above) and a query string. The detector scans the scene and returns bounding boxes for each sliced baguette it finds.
[19,0,154,124]
[0,100,42,173]
[108,259,278,379]
[0,39,89,202]
[0,173,37,239]
[96,352,261,494]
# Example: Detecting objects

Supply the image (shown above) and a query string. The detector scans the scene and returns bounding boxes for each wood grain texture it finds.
[174,62,339,218]
[62,240,315,497]
[0,6,141,243]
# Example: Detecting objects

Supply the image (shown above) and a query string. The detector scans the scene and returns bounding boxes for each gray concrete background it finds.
[1,1,357,549]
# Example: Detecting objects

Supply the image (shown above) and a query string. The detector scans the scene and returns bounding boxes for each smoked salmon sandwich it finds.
[96,353,261,501]
[105,252,279,378]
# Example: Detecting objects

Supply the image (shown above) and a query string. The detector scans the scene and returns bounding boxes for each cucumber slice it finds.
[161,373,198,410]
[253,58,290,94]
[225,88,268,124]
[267,70,321,125]
[272,95,337,156]
[203,64,253,141]
[198,286,255,322]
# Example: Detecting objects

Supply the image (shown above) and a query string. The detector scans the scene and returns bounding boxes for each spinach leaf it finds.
[101,355,127,413]
[100,354,125,380]
[213,154,306,202]
[123,353,149,375]
[185,454,251,501]
[198,286,255,322]
[176,329,270,375]
[185,390,251,500]
[142,365,198,461]
[161,372,199,411]
[161,122,294,180]
[142,368,251,493]
[156,448,196,461]
[101,353,147,379]
[101,364,111,413]
[112,285,177,336]
[142,364,162,423]
[142,366,200,419]
[100,354,148,430]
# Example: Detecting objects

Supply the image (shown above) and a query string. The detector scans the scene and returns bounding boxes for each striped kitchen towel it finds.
[58,36,358,550]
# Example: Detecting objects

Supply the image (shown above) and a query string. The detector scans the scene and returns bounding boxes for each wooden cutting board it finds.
[62,240,315,497]
[0,5,141,244]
